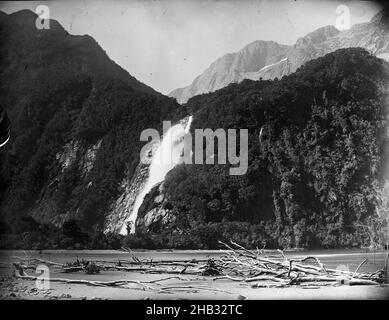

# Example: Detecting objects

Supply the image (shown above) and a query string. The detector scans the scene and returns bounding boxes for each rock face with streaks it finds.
[30,139,103,227]
[170,10,389,104]
[135,182,176,233]
[104,141,158,234]
[106,116,192,234]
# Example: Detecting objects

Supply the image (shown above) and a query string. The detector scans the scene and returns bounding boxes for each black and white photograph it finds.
[0,0,389,309]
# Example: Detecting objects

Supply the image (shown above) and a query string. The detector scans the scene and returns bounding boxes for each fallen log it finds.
[216,241,386,286]
[9,240,386,293]
[12,263,190,291]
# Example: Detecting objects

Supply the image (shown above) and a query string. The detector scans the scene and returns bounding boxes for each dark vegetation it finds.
[0,10,183,245]
[0,217,123,249]
[0,10,388,250]
[130,48,389,249]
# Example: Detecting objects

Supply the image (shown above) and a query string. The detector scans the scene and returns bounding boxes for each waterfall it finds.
[120,116,193,235]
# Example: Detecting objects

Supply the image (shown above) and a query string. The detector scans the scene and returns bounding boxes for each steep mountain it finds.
[0,10,183,234]
[170,9,389,104]
[169,41,291,104]
[132,48,389,249]
[1,10,388,250]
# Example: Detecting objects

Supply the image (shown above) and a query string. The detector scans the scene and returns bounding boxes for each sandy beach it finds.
[1,250,388,300]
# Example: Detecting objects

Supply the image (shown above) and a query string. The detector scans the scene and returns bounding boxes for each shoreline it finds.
[2,273,388,300]
[1,249,388,300]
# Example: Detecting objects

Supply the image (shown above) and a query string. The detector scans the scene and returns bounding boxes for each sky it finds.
[0,0,383,94]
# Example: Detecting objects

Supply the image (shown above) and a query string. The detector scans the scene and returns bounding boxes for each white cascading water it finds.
[120,116,193,234]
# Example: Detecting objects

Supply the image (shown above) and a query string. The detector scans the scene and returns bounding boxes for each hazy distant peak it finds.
[295,25,340,47]
[243,39,284,49]
[169,11,389,104]
[240,40,289,54]
[168,39,290,103]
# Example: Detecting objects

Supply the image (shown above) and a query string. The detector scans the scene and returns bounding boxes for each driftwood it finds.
[12,263,240,296]
[13,263,191,291]
[12,257,211,276]
[213,241,385,287]
[10,241,387,294]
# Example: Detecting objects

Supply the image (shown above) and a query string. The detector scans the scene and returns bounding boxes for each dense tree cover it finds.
[1,11,388,250]
[132,48,389,249]
[0,10,183,238]
[368,180,389,246]
[0,217,123,250]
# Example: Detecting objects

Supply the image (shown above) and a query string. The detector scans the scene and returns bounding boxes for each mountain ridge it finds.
[170,9,389,104]
[0,9,183,233]
[133,48,389,249]
[0,9,388,250]
[0,9,162,97]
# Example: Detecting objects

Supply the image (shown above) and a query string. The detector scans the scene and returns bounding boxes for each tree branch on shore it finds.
[10,241,386,293]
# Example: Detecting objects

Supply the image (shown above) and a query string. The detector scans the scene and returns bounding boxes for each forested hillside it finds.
[1,10,388,251]
[131,48,389,250]
[0,10,183,248]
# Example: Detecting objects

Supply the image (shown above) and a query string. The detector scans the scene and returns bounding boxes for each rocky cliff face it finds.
[29,139,102,227]
[135,182,175,233]
[170,10,389,104]
[106,115,192,234]
[104,141,158,234]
